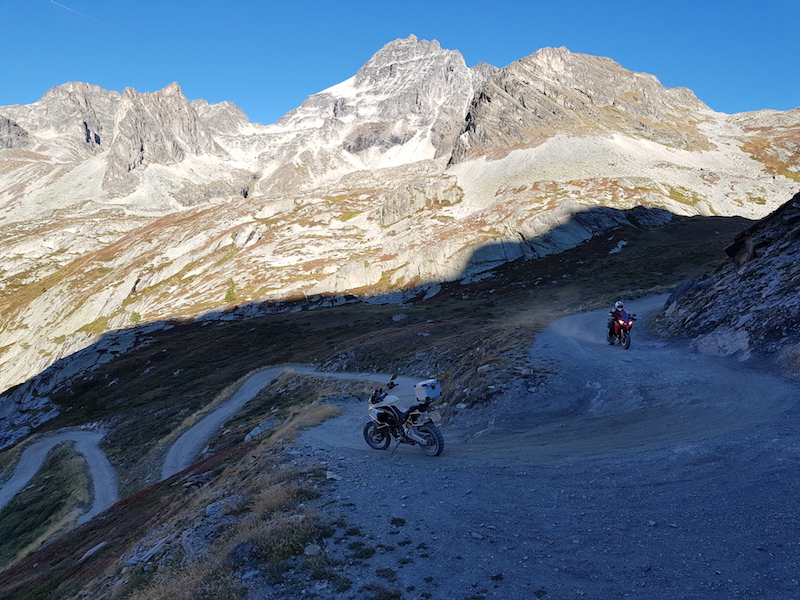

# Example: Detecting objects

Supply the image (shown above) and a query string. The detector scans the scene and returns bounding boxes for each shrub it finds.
[225,279,236,303]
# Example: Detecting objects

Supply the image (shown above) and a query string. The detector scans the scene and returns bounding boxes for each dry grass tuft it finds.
[126,562,244,600]
[220,512,321,566]
[270,404,342,441]
[250,482,317,519]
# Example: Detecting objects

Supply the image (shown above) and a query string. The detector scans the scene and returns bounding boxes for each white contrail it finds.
[50,0,99,22]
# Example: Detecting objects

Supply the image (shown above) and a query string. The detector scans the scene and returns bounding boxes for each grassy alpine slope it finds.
[0,213,750,599]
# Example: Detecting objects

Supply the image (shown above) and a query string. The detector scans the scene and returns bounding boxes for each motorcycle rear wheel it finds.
[621,331,631,350]
[363,421,391,450]
[418,424,444,457]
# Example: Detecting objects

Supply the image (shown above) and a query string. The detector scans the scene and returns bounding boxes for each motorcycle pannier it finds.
[414,379,441,401]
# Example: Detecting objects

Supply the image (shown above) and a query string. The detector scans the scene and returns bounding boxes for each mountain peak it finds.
[162,81,184,96]
[258,34,493,193]
[449,45,713,164]
[4,81,122,151]
[121,81,184,100]
[43,81,117,100]
[373,34,442,58]
[528,45,574,66]
[354,35,455,87]
[522,46,640,82]
[520,46,703,108]
[103,83,223,194]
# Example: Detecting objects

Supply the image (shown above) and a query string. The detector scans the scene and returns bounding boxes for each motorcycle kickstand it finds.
[390,439,403,455]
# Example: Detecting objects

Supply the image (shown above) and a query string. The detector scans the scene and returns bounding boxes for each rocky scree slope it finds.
[653,191,800,373]
[1,36,799,445]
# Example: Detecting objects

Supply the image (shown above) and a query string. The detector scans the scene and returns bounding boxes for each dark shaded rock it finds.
[0,117,30,149]
[725,194,800,266]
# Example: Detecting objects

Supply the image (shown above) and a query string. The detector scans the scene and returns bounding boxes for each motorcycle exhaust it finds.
[405,427,428,444]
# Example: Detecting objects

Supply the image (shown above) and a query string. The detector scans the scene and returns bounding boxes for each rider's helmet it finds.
[615,301,624,309]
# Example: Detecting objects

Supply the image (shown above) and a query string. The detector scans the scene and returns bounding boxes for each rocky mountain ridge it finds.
[450,46,713,165]
[102,82,227,195]
[1,35,799,444]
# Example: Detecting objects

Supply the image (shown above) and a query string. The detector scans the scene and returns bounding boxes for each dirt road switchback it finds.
[0,430,118,525]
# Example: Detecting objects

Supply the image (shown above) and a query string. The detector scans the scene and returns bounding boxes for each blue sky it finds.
[1,0,798,125]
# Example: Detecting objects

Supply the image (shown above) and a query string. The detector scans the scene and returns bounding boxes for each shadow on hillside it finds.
[0,205,753,447]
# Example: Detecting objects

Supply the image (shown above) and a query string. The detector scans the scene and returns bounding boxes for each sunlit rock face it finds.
[102,83,226,195]
[450,46,716,165]
[250,35,497,195]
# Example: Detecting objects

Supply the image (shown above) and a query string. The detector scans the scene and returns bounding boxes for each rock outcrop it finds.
[0,117,30,149]
[379,173,463,226]
[102,83,226,195]
[654,192,800,372]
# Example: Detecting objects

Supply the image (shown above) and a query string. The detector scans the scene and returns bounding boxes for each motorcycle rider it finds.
[607,300,629,340]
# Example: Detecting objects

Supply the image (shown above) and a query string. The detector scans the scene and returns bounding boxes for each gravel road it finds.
[0,430,118,524]
[162,366,411,480]
[290,295,800,600]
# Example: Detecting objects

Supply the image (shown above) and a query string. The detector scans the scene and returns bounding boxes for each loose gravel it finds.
[260,295,800,599]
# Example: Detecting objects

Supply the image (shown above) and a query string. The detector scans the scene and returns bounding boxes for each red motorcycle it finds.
[607,313,637,349]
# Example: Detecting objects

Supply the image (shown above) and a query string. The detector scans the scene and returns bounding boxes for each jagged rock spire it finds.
[102,83,225,195]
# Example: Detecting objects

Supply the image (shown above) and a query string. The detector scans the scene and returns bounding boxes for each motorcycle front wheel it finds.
[418,424,444,457]
[621,331,631,350]
[363,421,391,450]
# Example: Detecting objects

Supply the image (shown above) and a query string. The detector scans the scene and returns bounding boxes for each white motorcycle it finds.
[363,375,444,456]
